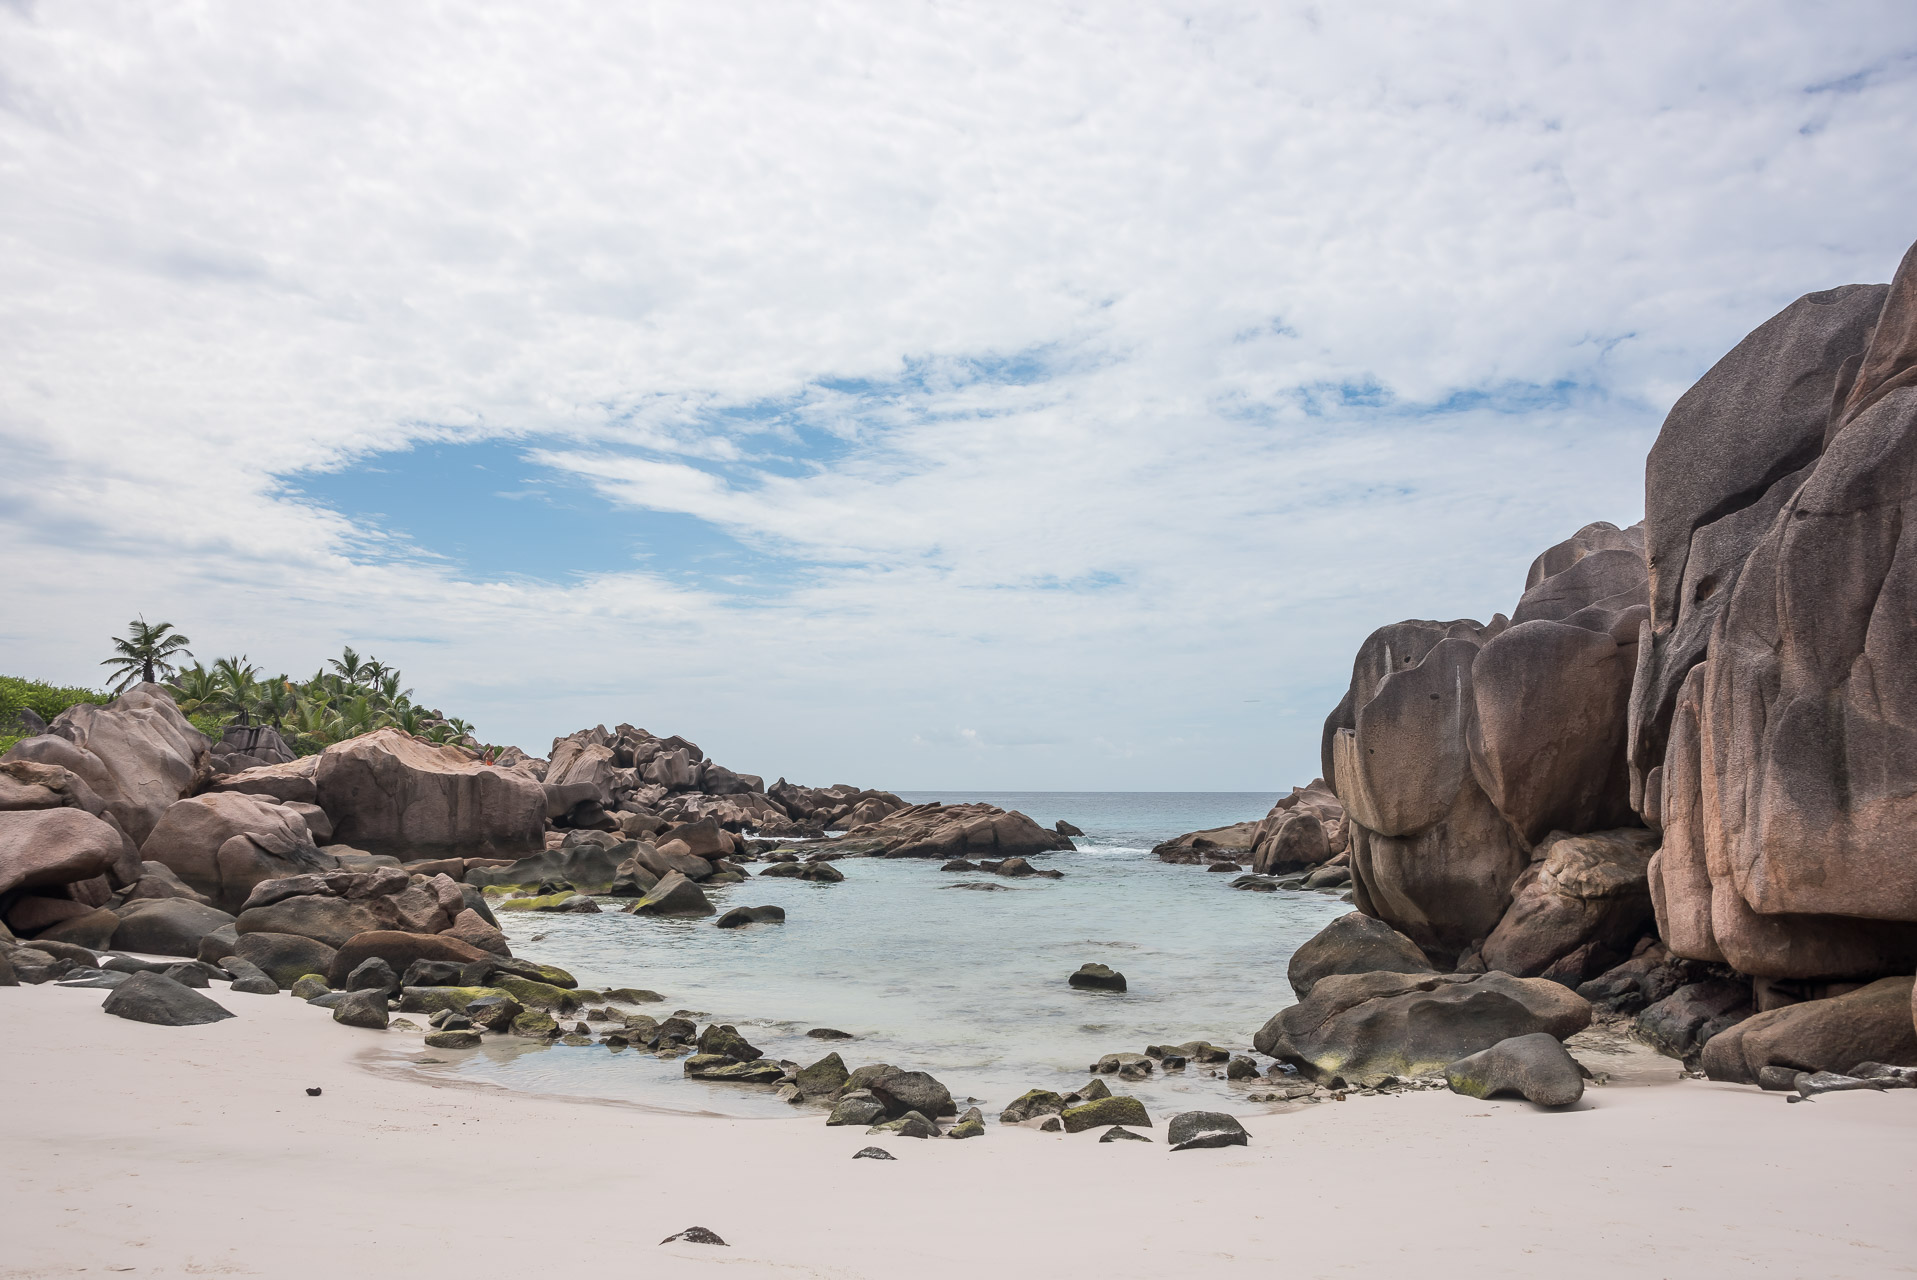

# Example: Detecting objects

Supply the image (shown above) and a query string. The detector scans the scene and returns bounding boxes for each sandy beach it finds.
[3,980,1912,1280]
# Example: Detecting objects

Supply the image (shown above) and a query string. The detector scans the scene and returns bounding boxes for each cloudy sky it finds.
[2,3,1914,790]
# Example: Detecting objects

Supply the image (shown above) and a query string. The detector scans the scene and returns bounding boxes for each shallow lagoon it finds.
[442,792,1349,1117]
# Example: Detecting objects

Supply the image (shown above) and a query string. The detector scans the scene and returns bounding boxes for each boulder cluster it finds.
[1,694,1068,995]
[1257,238,1917,1090]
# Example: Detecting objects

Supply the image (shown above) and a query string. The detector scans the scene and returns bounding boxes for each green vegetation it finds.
[0,675,109,754]
[169,644,482,757]
[1,631,488,761]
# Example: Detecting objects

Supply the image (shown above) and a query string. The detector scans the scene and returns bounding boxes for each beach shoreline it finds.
[6,980,1913,1280]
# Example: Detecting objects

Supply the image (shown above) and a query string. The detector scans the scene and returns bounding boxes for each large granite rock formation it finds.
[1,684,208,844]
[141,791,334,914]
[315,729,546,859]
[1323,520,1654,964]
[1641,242,1917,979]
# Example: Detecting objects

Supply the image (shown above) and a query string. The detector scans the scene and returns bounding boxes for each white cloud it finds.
[1,2,1914,788]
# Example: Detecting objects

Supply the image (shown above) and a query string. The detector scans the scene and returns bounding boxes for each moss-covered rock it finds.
[1061,1095,1150,1133]
[465,994,524,1031]
[604,987,665,1004]
[795,1052,849,1099]
[493,974,579,1012]
[685,1055,786,1083]
[396,985,512,1015]
[826,1091,887,1126]
[423,1029,482,1049]
[496,893,572,912]
[696,1023,762,1061]
[867,1110,938,1138]
[1000,1088,1067,1124]
[289,974,331,1000]
[949,1107,985,1139]
[510,1009,559,1038]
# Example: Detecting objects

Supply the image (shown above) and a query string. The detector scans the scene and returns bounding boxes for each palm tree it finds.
[327,646,368,685]
[373,671,413,710]
[167,663,221,715]
[250,676,297,730]
[208,656,260,726]
[101,618,193,692]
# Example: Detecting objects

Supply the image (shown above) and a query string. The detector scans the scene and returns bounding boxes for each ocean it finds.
[436,792,1350,1118]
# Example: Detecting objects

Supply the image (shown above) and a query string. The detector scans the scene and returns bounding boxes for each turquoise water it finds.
[438,792,1349,1118]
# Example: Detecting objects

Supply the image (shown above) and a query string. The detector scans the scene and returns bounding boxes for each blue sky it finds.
[2,2,1915,789]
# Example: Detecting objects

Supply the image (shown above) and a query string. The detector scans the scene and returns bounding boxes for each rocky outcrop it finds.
[1254,970,1592,1085]
[1638,244,1917,980]
[1321,518,1653,965]
[1153,780,1346,875]
[315,729,546,859]
[140,792,333,913]
[1,684,208,844]
[809,802,1073,860]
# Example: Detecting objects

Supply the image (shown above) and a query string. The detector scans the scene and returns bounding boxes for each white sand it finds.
[3,981,1913,1279]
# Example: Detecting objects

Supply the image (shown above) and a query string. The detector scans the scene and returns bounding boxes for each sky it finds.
[2,3,1915,790]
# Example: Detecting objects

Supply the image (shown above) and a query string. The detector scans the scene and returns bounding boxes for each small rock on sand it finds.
[1167,1111,1249,1150]
[660,1227,727,1246]
[853,1146,897,1160]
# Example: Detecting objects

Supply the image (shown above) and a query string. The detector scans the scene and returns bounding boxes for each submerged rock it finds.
[715,905,786,928]
[1069,963,1127,993]
[1090,1052,1153,1079]
[695,1023,763,1061]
